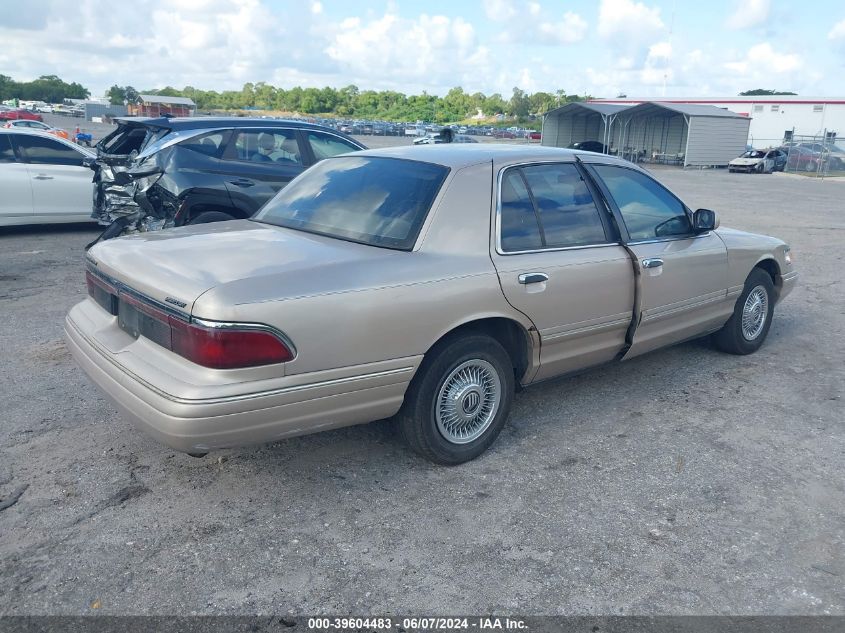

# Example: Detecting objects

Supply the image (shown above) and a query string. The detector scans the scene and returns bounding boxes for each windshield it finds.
[741,151,765,158]
[254,156,449,250]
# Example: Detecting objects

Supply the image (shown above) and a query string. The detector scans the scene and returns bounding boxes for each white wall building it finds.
[590,96,845,147]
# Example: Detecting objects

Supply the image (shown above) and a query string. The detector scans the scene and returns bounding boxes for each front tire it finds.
[398,334,515,465]
[712,269,775,355]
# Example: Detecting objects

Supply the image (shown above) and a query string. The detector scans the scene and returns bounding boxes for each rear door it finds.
[585,162,730,359]
[0,134,33,221]
[12,134,93,219]
[490,159,635,382]
[221,128,306,215]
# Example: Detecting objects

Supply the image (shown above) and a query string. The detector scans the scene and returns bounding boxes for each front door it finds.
[490,160,635,382]
[585,163,730,359]
[12,133,92,218]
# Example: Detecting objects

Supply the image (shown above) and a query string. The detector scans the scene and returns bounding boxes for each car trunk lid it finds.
[86,219,405,316]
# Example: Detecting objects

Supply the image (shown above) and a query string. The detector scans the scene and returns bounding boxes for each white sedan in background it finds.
[0,129,96,226]
[728,149,775,174]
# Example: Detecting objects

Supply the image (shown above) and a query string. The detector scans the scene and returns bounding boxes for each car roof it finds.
[351,143,617,169]
[0,128,95,154]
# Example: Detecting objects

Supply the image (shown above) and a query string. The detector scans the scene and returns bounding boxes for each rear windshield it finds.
[98,124,169,156]
[254,156,449,250]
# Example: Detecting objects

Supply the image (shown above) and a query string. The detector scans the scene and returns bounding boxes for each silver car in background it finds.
[66,145,796,464]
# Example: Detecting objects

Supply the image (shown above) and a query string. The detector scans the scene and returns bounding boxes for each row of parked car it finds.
[729,143,845,174]
[308,118,538,139]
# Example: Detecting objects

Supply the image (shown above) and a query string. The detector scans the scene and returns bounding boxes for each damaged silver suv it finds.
[87,117,366,244]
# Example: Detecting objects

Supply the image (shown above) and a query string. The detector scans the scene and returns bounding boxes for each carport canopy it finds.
[610,102,751,167]
[541,102,630,152]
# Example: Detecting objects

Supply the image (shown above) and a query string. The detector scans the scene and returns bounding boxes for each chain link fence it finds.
[781,131,844,179]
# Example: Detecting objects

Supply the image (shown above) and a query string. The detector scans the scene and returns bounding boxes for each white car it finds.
[0,129,96,226]
[729,150,775,174]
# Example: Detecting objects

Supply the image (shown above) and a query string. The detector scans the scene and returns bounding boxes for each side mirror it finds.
[693,208,719,233]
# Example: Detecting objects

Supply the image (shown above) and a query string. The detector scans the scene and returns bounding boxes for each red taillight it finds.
[85,270,293,369]
[170,318,294,369]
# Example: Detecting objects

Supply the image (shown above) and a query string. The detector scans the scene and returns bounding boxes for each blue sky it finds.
[1,0,843,98]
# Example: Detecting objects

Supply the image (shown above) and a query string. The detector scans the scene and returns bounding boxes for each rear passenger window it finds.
[0,135,16,162]
[15,135,83,166]
[227,129,303,165]
[499,163,608,252]
[500,169,542,252]
[520,164,607,248]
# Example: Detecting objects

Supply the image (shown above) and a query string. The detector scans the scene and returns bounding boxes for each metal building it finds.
[83,102,128,122]
[541,102,629,151]
[542,101,751,167]
[615,102,750,167]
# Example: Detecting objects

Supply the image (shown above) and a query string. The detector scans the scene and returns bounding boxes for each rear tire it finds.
[398,334,515,465]
[188,211,236,224]
[712,269,775,355]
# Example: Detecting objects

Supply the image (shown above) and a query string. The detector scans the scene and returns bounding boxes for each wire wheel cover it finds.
[435,359,502,444]
[741,285,769,341]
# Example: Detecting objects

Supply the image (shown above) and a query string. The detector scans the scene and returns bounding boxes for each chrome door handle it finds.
[642,258,664,269]
[518,272,549,284]
[33,174,54,180]
[229,179,254,187]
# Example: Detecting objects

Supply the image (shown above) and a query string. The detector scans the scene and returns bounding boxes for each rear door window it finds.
[520,163,608,248]
[499,163,609,252]
[0,135,16,162]
[15,135,84,166]
[499,169,543,252]
[225,129,303,165]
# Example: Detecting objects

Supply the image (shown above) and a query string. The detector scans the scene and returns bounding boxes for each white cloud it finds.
[537,12,588,45]
[829,19,845,40]
[726,0,770,30]
[483,0,517,22]
[725,42,802,75]
[324,12,490,90]
[491,5,587,46]
[640,41,672,86]
[597,0,663,40]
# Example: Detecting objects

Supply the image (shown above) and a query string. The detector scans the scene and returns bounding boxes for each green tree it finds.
[509,87,530,118]
[107,85,126,105]
[739,89,797,96]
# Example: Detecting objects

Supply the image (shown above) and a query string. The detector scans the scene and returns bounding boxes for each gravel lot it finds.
[0,149,843,616]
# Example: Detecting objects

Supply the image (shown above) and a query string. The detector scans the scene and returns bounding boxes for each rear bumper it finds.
[65,302,417,454]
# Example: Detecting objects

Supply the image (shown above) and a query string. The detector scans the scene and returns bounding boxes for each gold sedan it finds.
[66,145,796,464]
